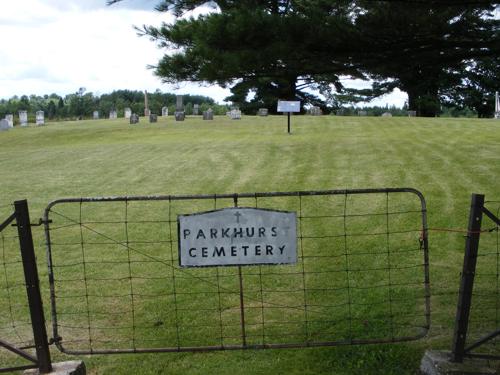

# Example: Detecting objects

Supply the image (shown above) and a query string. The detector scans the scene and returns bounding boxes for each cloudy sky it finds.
[0,0,407,106]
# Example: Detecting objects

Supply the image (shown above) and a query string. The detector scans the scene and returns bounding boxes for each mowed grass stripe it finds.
[0,115,499,374]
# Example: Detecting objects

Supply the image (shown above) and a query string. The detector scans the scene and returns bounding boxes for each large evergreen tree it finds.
[113,0,499,115]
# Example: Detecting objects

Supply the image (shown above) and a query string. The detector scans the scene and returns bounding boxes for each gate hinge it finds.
[12,218,53,227]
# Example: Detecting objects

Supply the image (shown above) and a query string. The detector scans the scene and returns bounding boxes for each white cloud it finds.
[0,1,231,103]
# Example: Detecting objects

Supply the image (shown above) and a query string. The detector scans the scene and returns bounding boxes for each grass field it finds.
[0,115,499,374]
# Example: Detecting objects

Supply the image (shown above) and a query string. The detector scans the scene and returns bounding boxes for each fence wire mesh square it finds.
[44,190,430,354]
[466,201,500,358]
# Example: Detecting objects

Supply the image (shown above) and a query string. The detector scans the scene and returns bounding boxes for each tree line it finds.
[0,89,230,123]
[111,0,499,117]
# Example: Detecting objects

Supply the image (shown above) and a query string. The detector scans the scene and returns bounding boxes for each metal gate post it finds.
[451,193,484,362]
[14,199,52,373]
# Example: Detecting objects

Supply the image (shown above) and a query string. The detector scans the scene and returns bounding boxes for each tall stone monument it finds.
[162,106,168,117]
[36,111,45,125]
[5,114,14,127]
[144,90,150,117]
[193,104,199,116]
[175,95,185,121]
[19,110,28,126]
[124,108,132,119]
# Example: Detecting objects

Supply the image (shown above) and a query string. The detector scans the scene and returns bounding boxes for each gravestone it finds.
[230,109,241,120]
[144,90,150,116]
[93,111,99,119]
[5,114,14,127]
[161,106,168,117]
[0,119,9,131]
[175,95,185,121]
[407,110,417,117]
[310,106,322,116]
[149,114,158,123]
[19,110,28,126]
[381,112,392,117]
[124,108,132,119]
[36,111,44,125]
[358,110,367,116]
[130,114,139,124]
[109,110,117,119]
[258,108,268,116]
[193,104,199,116]
[203,109,214,120]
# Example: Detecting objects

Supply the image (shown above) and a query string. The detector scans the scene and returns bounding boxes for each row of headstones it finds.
[0,111,45,131]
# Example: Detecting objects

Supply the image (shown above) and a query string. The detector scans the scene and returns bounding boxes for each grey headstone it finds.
[193,104,199,115]
[176,95,184,111]
[124,108,132,119]
[130,114,139,124]
[93,111,99,119]
[149,114,158,123]
[310,106,322,116]
[175,111,185,121]
[0,119,9,131]
[36,111,44,125]
[19,110,28,126]
[161,106,168,116]
[203,109,214,120]
[109,110,117,119]
[258,108,268,116]
[358,110,367,116]
[407,110,417,117]
[381,112,392,117]
[230,109,241,120]
[5,114,13,127]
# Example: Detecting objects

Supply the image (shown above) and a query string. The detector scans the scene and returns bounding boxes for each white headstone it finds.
[109,110,117,119]
[310,106,322,116]
[124,108,132,119]
[162,106,168,116]
[19,110,28,126]
[230,109,241,120]
[36,111,44,126]
[381,112,392,117]
[0,119,9,131]
[93,111,99,119]
[5,114,14,127]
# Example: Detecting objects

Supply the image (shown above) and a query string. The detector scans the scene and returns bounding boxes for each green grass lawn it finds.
[0,115,499,374]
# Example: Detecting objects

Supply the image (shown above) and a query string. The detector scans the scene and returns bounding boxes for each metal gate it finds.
[1,200,51,373]
[43,188,430,355]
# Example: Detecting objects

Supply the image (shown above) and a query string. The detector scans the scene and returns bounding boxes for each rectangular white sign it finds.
[178,207,297,267]
[277,100,301,113]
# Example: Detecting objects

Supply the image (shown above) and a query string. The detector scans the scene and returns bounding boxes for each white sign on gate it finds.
[178,207,297,267]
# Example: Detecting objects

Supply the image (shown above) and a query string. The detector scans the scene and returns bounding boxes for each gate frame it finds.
[0,200,52,374]
[43,187,430,355]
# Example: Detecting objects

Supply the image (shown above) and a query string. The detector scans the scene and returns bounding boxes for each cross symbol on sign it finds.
[234,211,242,223]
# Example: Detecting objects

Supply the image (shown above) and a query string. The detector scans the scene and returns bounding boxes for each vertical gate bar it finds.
[451,193,484,363]
[14,199,52,373]
[233,195,247,347]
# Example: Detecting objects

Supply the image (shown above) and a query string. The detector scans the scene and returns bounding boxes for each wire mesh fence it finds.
[0,204,37,372]
[44,189,430,355]
[463,200,500,358]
